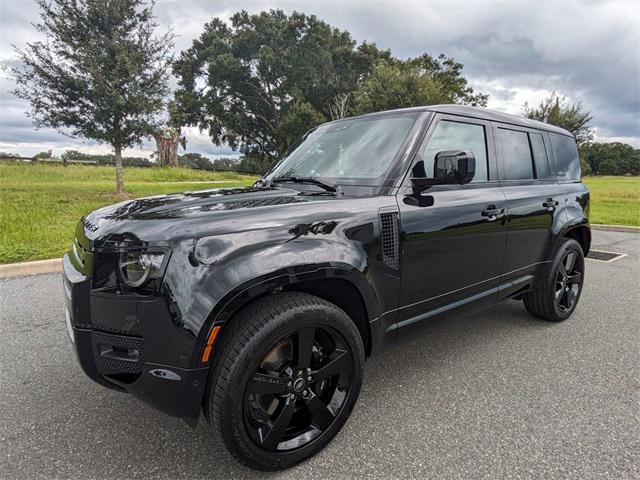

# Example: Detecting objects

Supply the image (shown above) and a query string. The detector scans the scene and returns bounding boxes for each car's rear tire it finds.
[206,291,365,471]
[523,238,585,322]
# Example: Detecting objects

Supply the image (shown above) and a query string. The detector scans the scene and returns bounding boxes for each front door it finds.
[395,114,507,329]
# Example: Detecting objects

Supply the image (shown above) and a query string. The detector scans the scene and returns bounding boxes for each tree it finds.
[173,10,487,172]
[154,126,183,167]
[523,92,593,145]
[179,152,214,170]
[581,142,640,175]
[351,55,486,115]
[173,10,388,173]
[410,54,488,106]
[62,149,84,166]
[212,158,240,171]
[11,0,173,194]
[32,151,52,161]
[328,93,352,121]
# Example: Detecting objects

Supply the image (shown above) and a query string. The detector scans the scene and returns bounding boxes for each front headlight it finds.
[118,252,165,288]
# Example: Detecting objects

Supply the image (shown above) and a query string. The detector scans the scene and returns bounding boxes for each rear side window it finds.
[549,134,581,180]
[497,128,533,180]
[529,132,551,178]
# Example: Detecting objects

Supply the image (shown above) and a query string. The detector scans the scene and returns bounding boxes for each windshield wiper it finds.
[271,176,337,193]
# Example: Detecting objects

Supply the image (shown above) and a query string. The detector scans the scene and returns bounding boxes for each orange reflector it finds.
[201,325,221,363]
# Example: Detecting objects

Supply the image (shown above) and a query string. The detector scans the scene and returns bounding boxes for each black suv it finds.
[63,105,589,470]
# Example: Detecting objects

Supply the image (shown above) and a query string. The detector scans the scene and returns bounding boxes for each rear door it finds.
[493,123,566,293]
[395,114,507,328]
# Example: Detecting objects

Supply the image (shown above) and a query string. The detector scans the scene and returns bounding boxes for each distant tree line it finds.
[579,142,639,176]
[20,149,260,173]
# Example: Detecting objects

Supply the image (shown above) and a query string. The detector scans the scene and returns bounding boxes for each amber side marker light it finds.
[201,325,221,363]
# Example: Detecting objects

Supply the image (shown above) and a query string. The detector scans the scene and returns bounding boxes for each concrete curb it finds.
[0,258,62,279]
[0,223,637,279]
[591,224,640,233]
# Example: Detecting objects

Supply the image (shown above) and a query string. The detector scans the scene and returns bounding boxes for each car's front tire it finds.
[206,291,365,471]
[523,238,585,322]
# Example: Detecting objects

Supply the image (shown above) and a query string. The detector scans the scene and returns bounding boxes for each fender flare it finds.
[190,263,380,367]
[553,218,591,255]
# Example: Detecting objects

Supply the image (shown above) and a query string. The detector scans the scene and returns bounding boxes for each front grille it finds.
[379,210,400,270]
[91,331,144,374]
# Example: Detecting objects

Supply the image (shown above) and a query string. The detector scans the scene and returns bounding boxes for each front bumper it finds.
[62,253,209,421]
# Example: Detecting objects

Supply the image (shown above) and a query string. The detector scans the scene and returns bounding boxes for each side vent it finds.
[379,210,400,270]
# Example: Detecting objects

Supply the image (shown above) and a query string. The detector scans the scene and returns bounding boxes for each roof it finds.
[357,104,574,137]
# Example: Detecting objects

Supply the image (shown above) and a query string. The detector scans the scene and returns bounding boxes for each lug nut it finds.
[289,393,296,400]
[307,376,312,381]
[287,381,292,387]
[298,370,303,376]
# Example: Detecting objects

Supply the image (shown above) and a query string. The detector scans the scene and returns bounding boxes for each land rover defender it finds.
[63,105,589,470]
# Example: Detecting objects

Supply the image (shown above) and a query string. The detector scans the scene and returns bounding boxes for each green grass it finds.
[0,162,638,264]
[583,176,640,227]
[0,162,257,263]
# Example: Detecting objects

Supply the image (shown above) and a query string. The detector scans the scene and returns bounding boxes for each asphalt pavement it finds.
[1,231,638,480]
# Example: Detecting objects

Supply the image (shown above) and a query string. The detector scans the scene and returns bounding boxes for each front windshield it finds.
[267,113,420,185]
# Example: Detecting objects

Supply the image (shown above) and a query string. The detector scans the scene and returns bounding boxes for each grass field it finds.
[0,162,257,263]
[0,162,638,263]
[582,176,640,227]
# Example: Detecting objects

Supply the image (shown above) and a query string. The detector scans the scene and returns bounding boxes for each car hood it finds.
[92,186,317,220]
[78,186,345,247]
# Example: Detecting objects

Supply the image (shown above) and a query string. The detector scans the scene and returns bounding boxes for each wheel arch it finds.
[560,224,591,256]
[193,264,379,368]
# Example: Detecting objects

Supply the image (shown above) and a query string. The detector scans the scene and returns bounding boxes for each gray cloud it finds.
[1,0,638,154]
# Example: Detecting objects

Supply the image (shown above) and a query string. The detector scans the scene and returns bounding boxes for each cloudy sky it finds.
[1,0,638,158]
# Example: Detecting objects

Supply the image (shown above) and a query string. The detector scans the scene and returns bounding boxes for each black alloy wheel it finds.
[206,292,364,471]
[523,238,585,322]
[554,249,583,313]
[244,326,353,452]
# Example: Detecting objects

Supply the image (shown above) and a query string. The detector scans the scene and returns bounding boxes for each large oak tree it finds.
[12,0,173,194]
[172,10,389,172]
[173,10,487,173]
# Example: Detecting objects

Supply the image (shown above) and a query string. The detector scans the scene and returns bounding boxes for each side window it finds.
[418,120,488,183]
[529,132,551,178]
[549,133,581,180]
[497,128,534,180]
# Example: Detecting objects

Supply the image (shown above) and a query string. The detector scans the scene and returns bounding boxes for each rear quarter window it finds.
[549,134,581,180]
[529,132,551,178]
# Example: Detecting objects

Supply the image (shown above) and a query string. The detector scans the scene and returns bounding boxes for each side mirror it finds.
[434,150,475,185]
[409,150,476,193]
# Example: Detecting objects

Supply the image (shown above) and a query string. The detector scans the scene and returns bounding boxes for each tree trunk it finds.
[114,144,125,194]
[154,129,181,167]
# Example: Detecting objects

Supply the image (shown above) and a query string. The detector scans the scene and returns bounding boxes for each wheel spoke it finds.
[247,371,289,395]
[306,396,335,431]
[565,252,577,272]
[260,400,296,450]
[560,288,571,309]
[555,287,564,302]
[568,285,579,306]
[312,349,351,381]
[294,327,316,368]
[567,272,582,285]
[558,263,567,277]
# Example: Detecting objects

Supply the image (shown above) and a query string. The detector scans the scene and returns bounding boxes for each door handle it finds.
[543,198,559,211]
[481,205,504,221]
